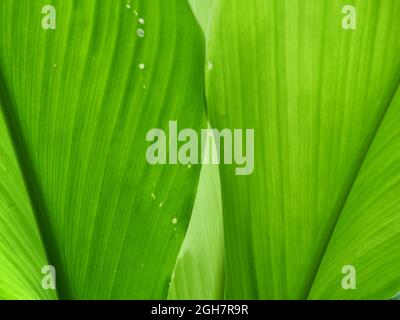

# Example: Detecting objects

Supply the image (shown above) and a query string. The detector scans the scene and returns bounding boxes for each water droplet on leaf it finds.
[137,28,145,37]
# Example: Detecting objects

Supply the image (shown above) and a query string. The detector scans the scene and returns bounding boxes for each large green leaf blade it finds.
[309,88,400,299]
[0,0,206,299]
[0,106,55,300]
[206,0,400,299]
[168,160,224,300]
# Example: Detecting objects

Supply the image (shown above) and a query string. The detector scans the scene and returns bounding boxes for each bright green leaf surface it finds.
[0,0,399,301]
[309,88,400,300]
[0,105,55,300]
[168,160,224,300]
[206,0,400,299]
[188,0,215,38]
[0,0,206,299]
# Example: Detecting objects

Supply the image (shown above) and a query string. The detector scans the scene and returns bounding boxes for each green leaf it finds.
[205,0,400,299]
[168,159,224,300]
[1,0,400,301]
[0,105,55,300]
[0,0,206,299]
[188,0,215,38]
[309,88,400,300]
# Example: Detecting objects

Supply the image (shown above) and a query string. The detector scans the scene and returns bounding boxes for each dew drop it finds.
[138,18,145,25]
[134,10,139,16]
[171,217,178,225]
[187,164,192,169]
[137,28,145,37]
[138,63,145,70]
[207,62,213,71]
[126,4,131,9]
[159,202,164,208]
[151,192,156,200]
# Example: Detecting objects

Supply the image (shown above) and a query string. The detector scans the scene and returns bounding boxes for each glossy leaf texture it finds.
[205,0,400,299]
[0,0,206,299]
